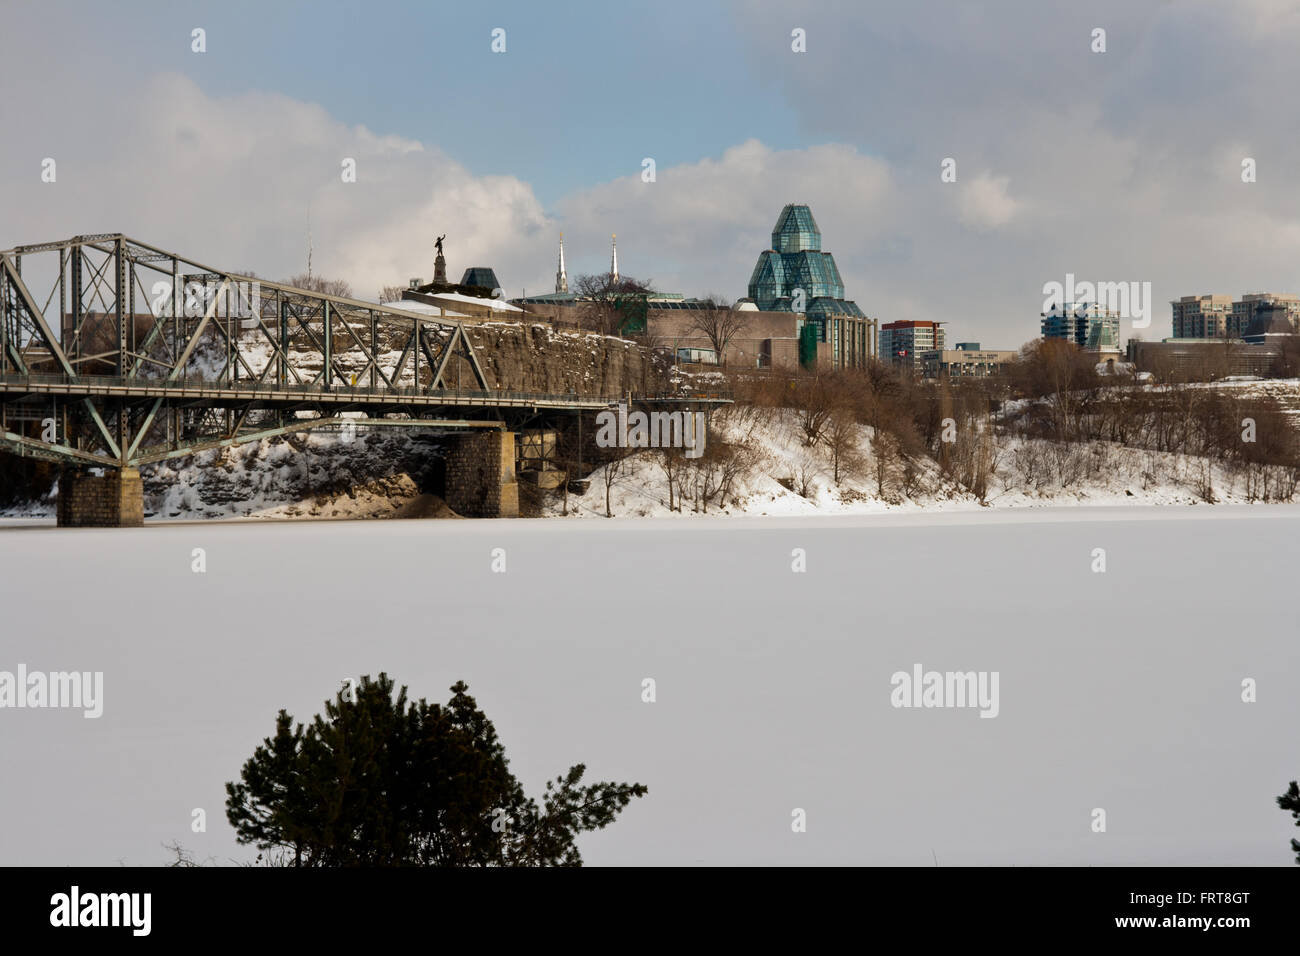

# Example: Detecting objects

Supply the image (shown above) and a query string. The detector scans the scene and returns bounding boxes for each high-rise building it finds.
[1041,302,1120,351]
[1167,292,1300,339]
[880,320,945,372]
[1170,294,1233,338]
[1241,300,1298,344]
[1232,293,1300,338]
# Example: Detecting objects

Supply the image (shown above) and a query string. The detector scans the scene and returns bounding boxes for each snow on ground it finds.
[3,509,1298,865]
[0,429,451,521]
[145,428,453,521]
[1197,376,1300,422]
[4,391,1297,521]
[548,405,1296,520]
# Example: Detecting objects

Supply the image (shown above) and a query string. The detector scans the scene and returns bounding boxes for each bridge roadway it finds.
[0,370,732,523]
[0,372,630,412]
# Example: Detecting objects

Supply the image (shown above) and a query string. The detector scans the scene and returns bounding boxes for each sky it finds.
[3,0,1300,347]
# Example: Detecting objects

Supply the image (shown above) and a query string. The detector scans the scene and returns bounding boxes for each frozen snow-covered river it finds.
[2,506,1297,865]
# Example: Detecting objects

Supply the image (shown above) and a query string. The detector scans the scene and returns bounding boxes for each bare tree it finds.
[937,381,955,475]
[573,273,655,337]
[1006,338,1099,442]
[791,448,820,499]
[378,285,407,304]
[688,294,748,367]
[866,398,903,500]
[655,446,685,512]
[684,439,754,513]
[893,416,929,499]
[824,407,864,484]
[861,360,903,437]
[552,423,578,517]
[871,430,901,500]
[162,841,216,867]
[599,448,630,517]
[793,375,834,446]
[283,273,353,298]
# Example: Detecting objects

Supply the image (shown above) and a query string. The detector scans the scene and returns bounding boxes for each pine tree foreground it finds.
[225,675,647,866]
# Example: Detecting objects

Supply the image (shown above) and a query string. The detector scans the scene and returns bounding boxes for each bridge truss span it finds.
[0,233,644,469]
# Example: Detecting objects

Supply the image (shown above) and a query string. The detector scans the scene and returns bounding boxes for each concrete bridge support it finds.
[57,467,144,527]
[445,431,519,518]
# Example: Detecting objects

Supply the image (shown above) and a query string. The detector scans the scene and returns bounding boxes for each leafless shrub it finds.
[824,408,865,484]
[791,449,820,499]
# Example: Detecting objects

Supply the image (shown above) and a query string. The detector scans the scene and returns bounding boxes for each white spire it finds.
[556,232,568,294]
[610,233,619,283]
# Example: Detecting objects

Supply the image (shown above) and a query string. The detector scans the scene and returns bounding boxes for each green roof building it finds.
[746,204,875,369]
[747,204,865,320]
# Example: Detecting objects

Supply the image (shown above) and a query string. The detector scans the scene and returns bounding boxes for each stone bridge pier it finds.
[51,429,523,524]
[444,430,519,518]
[57,466,144,527]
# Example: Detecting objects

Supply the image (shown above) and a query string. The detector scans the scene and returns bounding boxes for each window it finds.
[676,347,718,365]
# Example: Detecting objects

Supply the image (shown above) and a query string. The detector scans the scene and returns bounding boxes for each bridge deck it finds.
[0,373,729,412]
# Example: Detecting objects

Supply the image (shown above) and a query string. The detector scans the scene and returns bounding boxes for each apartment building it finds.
[1231,293,1300,338]
[880,320,945,373]
[1171,294,1234,338]
[1040,302,1120,352]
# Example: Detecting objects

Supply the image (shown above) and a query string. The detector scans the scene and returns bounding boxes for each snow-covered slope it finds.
[549,405,1297,519]
[4,400,1296,521]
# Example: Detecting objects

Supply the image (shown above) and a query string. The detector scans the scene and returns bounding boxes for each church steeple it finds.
[555,233,568,294]
[609,233,619,283]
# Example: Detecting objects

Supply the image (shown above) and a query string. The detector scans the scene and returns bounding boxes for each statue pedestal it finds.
[434,253,447,284]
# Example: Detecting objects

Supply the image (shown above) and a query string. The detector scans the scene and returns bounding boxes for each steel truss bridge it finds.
[0,233,719,470]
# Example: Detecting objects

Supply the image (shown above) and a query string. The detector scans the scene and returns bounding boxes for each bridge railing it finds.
[635,390,735,402]
[0,372,733,405]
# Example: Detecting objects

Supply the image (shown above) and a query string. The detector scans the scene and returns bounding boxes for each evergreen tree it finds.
[226,674,646,866]
[1278,780,1300,864]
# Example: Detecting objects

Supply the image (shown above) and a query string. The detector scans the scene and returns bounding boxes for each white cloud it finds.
[0,73,555,302]
[958,173,1022,231]
[721,0,1300,343]
[2,75,904,308]
[554,139,894,297]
